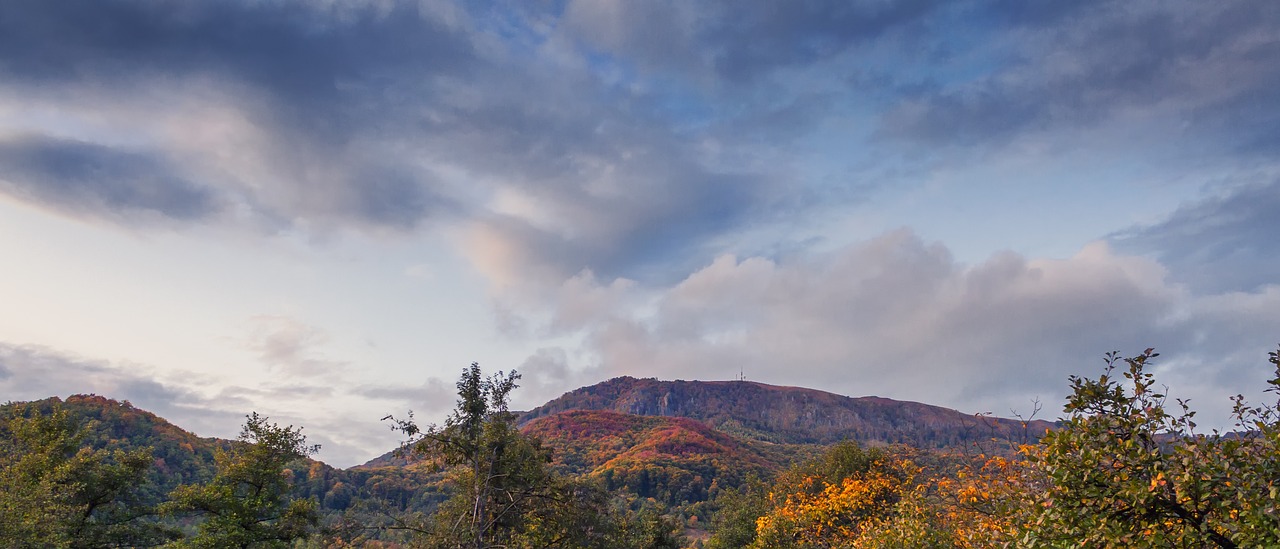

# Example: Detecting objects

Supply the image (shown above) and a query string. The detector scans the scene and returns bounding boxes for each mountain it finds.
[521,377,1054,449]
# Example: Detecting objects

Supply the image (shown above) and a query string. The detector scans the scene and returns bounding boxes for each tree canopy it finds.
[0,402,177,548]
[162,413,320,548]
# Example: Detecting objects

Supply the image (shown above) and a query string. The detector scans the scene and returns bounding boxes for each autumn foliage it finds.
[750,463,908,548]
[710,346,1280,549]
[523,410,778,505]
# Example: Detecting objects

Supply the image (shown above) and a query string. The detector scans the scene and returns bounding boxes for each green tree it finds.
[163,412,319,548]
[1208,346,1280,543]
[1021,347,1280,548]
[615,504,688,549]
[1,404,82,546]
[388,363,687,549]
[0,402,177,548]
[705,476,770,549]
[387,364,539,548]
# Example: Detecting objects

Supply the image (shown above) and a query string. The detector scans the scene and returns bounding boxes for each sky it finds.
[2,0,1279,468]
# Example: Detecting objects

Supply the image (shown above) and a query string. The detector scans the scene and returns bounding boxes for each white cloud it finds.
[520,230,1279,428]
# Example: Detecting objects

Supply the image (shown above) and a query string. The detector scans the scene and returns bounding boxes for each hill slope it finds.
[521,377,1053,448]
[523,410,798,504]
[2,395,445,517]
[9,395,226,497]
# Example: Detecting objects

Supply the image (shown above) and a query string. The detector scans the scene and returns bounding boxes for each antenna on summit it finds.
[737,366,746,382]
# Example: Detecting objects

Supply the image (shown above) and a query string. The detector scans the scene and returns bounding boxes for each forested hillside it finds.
[523,410,786,506]
[0,396,448,546]
[20,395,225,495]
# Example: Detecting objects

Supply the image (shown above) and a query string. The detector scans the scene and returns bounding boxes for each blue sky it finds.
[2,0,1278,467]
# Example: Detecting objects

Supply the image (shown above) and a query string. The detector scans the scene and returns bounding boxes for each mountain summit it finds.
[521,376,1053,448]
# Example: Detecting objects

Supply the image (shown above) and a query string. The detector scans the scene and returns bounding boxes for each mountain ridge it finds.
[520,376,1054,449]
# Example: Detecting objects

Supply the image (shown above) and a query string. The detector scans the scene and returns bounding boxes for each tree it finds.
[707,441,913,549]
[705,476,770,549]
[1,403,83,546]
[0,402,177,548]
[1020,347,1280,548]
[387,364,542,548]
[613,503,688,549]
[852,451,1035,549]
[163,412,319,548]
[387,363,687,549]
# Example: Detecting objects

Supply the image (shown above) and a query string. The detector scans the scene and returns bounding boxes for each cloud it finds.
[0,343,241,436]
[0,341,403,467]
[877,1,1280,154]
[547,270,639,334]
[1112,178,1280,294]
[244,316,348,376]
[701,0,943,83]
[559,0,944,83]
[0,0,474,232]
[532,230,1280,426]
[352,377,456,415]
[0,134,219,224]
[459,134,774,288]
[0,0,795,284]
[511,347,592,411]
[0,0,477,104]
[298,413,406,469]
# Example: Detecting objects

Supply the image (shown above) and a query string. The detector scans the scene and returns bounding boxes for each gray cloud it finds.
[1112,179,1280,294]
[511,347,588,411]
[347,167,439,231]
[0,0,793,283]
[219,383,335,401]
[703,0,943,83]
[459,118,776,286]
[301,413,406,470]
[877,1,1280,154]
[353,377,456,415]
[559,0,944,83]
[3,0,1274,269]
[0,341,401,467]
[0,135,219,223]
[982,0,1108,27]
[0,0,473,232]
[0,0,476,106]
[0,343,240,436]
